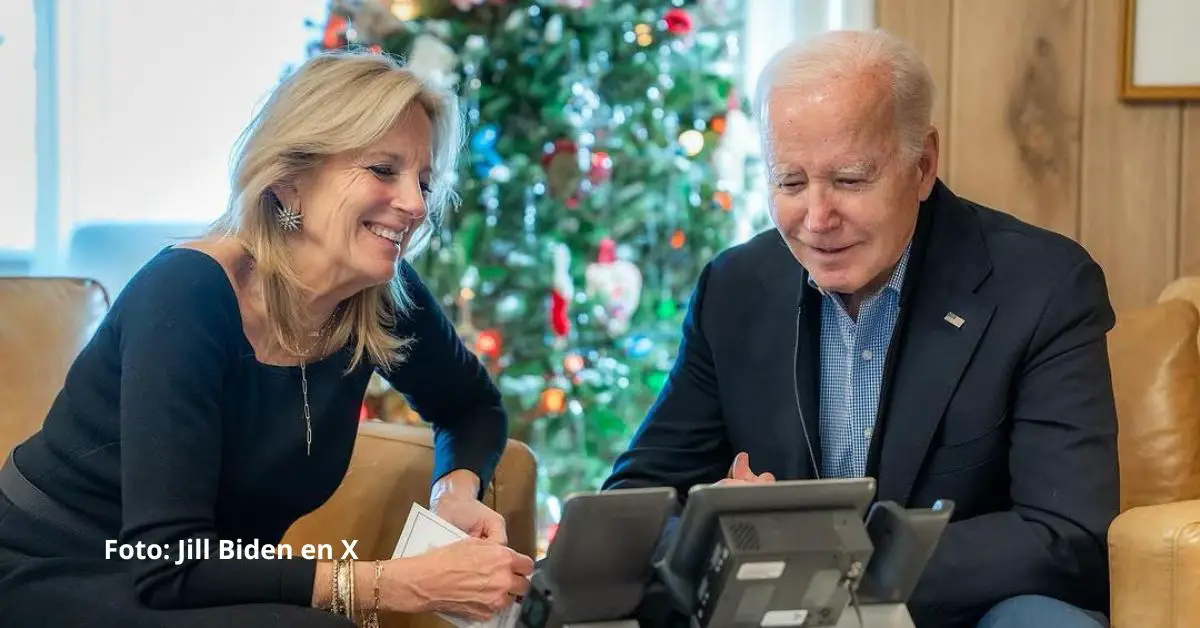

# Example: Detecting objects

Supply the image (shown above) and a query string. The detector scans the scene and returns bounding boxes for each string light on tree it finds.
[564,353,585,374]
[475,329,502,360]
[670,229,687,249]
[634,23,653,46]
[678,129,705,157]
[390,0,418,20]
[714,190,733,211]
[540,387,567,414]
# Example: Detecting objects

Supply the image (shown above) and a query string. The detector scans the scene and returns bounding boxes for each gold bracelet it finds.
[330,560,345,615]
[347,559,356,621]
[364,560,383,628]
[337,559,353,620]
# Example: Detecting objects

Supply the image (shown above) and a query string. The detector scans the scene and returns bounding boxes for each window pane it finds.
[0,1,37,250]
[61,0,327,227]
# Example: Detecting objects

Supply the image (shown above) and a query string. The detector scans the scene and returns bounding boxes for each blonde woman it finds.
[0,51,533,626]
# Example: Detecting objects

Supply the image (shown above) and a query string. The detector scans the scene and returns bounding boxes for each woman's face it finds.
[280,104,433,293]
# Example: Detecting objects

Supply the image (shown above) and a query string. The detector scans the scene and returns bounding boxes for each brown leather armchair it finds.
[1107,276,1200,627]
[0,277,536,628]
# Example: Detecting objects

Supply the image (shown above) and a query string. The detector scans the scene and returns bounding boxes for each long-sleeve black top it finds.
[0,247,507,609]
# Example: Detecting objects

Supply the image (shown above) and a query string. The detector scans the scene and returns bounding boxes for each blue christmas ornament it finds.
[470,124,502,178]
[625,335,654,358]
[471,124,499,152]
[474,151,502,178]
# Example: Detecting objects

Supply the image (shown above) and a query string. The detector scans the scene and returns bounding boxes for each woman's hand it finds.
[430,469,507,544]
[382,537,535,620]
[432,495,508,545]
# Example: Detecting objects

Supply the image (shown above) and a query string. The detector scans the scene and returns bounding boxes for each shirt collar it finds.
[807,240,912,299]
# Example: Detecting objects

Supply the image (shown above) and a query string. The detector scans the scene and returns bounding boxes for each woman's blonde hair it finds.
[210,50,462,372]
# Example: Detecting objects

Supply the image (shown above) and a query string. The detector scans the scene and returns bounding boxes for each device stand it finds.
[833,602,916,628]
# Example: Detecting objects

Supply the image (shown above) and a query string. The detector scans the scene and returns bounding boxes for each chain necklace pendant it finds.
[301,362,312,456]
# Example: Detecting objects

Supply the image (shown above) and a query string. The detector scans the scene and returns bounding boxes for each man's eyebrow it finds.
[833,161,876,176]
[768,163,802,177]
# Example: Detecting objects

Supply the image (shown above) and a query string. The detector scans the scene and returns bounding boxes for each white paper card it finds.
[392,503,522,628]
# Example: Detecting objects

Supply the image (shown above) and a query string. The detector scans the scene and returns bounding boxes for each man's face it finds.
[763,70,938,299]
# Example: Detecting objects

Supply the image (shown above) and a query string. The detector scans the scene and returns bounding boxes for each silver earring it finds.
[276,204,302,232]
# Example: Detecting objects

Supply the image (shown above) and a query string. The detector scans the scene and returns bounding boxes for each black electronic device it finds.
[856,499,954,605]
[656,478,877,628]
[518,487,678,628]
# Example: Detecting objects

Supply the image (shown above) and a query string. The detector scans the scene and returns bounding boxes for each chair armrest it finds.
[1109,500,1200,627]
[283,422,537,628]
[284,421,538,559]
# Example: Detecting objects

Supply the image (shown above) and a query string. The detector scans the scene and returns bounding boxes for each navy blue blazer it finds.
[603,180,1120,627]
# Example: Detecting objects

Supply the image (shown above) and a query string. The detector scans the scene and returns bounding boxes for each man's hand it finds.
[715,452,776,486]
[430,469,508,545]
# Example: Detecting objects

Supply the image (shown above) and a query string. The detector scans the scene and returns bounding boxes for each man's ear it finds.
[917,127,940,201]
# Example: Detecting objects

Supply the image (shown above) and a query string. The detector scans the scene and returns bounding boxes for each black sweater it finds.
[2,247,507,609]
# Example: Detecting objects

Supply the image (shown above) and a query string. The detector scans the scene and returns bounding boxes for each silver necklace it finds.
[301,361,312,456]
[244,255,333,457]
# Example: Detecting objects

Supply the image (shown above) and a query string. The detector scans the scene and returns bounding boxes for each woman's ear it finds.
[270,183,301,214]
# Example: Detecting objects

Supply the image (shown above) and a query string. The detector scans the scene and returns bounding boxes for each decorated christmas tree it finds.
[316,0,761,530]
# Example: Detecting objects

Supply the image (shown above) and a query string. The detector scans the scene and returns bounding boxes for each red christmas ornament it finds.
[541,139,578,167]
[589,151,613,184]
[550,290,570,336]
[322,13,349,50]
[663,8,693,36]
[597,237,617,263]
[542,139,585,203]
[549,242,573,338]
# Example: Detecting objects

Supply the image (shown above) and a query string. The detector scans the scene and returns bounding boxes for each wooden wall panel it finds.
[1079,0,1180,312]
[875,0,953,181]
[1181,105,1200,278]
[879,0,1196,312]
[948,0,1084,240]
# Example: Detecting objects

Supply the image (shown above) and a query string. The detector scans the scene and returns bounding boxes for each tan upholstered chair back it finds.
[0,277,109,455]
[1109,296,1200,512]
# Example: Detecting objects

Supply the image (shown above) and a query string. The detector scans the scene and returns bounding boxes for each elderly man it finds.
[603,29,1119,628]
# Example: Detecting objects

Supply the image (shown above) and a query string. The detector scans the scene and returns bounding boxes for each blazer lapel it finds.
[755,235,823,480]
[873,182,996,506]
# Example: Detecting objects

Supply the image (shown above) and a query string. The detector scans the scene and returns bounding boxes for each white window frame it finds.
[31,0,61,275]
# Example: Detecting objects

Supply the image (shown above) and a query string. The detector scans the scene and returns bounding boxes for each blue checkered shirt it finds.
[811,244,910,479]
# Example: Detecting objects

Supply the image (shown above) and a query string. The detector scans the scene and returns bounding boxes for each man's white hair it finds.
[753,29,936,162]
